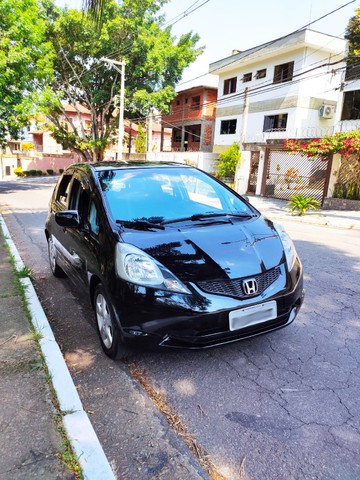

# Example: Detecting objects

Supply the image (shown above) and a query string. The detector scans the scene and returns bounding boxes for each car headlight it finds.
[274,223,297,271]
[115,243,190,294]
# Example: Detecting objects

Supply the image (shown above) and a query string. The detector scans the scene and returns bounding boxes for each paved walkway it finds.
[0,228,74,479]
[247,195,360,230]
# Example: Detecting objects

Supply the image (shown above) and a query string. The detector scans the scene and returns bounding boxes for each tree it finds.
[215,143,241,179]
[135,124,146,153]
[82,0,105,24]
[42,0,203,161]
[0,0,54,147]
[345,8,360,79]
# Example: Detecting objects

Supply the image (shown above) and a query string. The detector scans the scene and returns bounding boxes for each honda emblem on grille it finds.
[242,278,258,295]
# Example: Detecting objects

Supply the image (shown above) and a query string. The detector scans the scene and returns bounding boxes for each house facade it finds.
[161,86,217,152]
[209,30,348,202]
[210,29,347,152]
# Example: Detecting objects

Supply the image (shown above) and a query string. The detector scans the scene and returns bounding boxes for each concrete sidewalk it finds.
[0,229,74,479]
[0,218,116,480]
[247,195,360,230]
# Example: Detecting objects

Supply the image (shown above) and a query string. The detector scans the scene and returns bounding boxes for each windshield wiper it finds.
[116,220,165,230]
[161,212,255,225]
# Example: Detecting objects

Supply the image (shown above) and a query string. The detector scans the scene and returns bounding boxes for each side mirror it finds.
[55,210,81,228]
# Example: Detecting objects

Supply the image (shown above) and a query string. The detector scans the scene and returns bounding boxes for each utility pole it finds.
[240,87,249,148]
[101,57,125,161]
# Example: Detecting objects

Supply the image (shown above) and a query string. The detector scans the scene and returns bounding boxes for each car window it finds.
[99,167,253,223]
[181,175,221,209]
[56,174,72,205]
[88,201,100,235]
[67,178,91,226]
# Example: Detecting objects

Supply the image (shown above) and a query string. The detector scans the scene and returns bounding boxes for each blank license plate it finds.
[229,301,277,331]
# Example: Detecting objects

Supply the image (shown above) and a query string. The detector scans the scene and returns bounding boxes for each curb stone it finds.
[0,214,116,480]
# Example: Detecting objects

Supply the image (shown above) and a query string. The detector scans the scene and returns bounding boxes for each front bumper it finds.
[111,260,304,349]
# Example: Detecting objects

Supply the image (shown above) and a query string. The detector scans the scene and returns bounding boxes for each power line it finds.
[178,0,356,87]
[162,0,210,27]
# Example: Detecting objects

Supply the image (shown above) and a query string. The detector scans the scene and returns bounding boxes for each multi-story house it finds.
[161,85,217,152]
[209,29,347,200]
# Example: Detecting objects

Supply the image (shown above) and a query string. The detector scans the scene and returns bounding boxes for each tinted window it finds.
[56,174,72,205]
[99,167,252,224]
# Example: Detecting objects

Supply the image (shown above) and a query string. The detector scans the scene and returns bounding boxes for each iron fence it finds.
[264,150,329,203]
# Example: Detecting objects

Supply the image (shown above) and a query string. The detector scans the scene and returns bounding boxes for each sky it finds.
[54,0,359,88]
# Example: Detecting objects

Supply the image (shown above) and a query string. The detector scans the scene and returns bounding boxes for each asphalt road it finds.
[1,177,360,480]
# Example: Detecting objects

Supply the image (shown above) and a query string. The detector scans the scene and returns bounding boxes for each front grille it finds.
[197,267,281,299]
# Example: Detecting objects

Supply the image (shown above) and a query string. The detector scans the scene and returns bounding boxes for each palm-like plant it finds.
[288,194,320,216]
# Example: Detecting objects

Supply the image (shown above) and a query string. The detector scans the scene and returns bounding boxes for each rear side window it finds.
[56,174,72,205]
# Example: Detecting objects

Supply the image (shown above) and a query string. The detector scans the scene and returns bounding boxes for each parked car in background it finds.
[45,162,304,358]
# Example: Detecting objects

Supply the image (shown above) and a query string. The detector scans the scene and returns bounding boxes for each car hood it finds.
[120,217,285,282]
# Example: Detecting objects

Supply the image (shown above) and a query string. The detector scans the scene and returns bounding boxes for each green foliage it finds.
[215,143,241,178]
[14,167,23,177]
[40,0,203,161]
[135,123,147,153]
[285,130,360,159]
[0,0,55,146]
[345,8,360,80]
[21,142,34,152]
[288,194,320,216]
[333,181,360,200]
[47,169,55,175]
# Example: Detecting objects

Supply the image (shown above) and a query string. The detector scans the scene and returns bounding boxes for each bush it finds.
[23,170,30,176]
[59,168,64,174]
[333,181,360,200]
[47,169,54,176]
[14,167,23,177]
[29,169,37,176]
[288,194,320,216]
[36,170,43,176]
[215,143,241,179]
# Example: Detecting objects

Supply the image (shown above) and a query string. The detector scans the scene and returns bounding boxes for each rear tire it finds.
[94,284,121,359]
[47,235,66,277]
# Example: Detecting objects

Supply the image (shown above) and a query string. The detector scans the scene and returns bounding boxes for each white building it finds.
[209,29,347,201]
[209,29,347,152]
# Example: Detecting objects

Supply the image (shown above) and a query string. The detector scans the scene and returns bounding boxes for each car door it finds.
[62,173,105,293]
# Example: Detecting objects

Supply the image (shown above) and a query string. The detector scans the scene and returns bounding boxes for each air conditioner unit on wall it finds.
[319,104,335,119]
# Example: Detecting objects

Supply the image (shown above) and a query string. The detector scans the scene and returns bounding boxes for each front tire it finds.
[94,284,121,359]
[47,235,66,277]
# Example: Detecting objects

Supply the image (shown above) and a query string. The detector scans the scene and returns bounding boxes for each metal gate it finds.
[263,149,330,204]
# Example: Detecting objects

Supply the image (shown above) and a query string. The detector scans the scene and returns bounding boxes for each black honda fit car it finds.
[45,162,304,358]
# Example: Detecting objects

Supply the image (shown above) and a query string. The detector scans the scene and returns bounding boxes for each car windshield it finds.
[98,166,254,225]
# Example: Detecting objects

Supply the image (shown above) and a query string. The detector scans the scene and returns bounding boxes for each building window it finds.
[192,127,201,142]
[243,73,252,82]
[273,61,294,83]
[256,69,266,79]
[223,77,237,95]
[173,129,182,142]
[185,98,188,104]
[191,96,200,109]
[263,114,288,132]
[341,90,360,120]
[220,119,237,135]
[176,100,180,106]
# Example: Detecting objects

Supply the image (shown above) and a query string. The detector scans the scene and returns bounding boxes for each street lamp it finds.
[101,57,125,161]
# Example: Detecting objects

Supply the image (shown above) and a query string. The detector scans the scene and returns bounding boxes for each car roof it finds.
[69,161,192,173]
